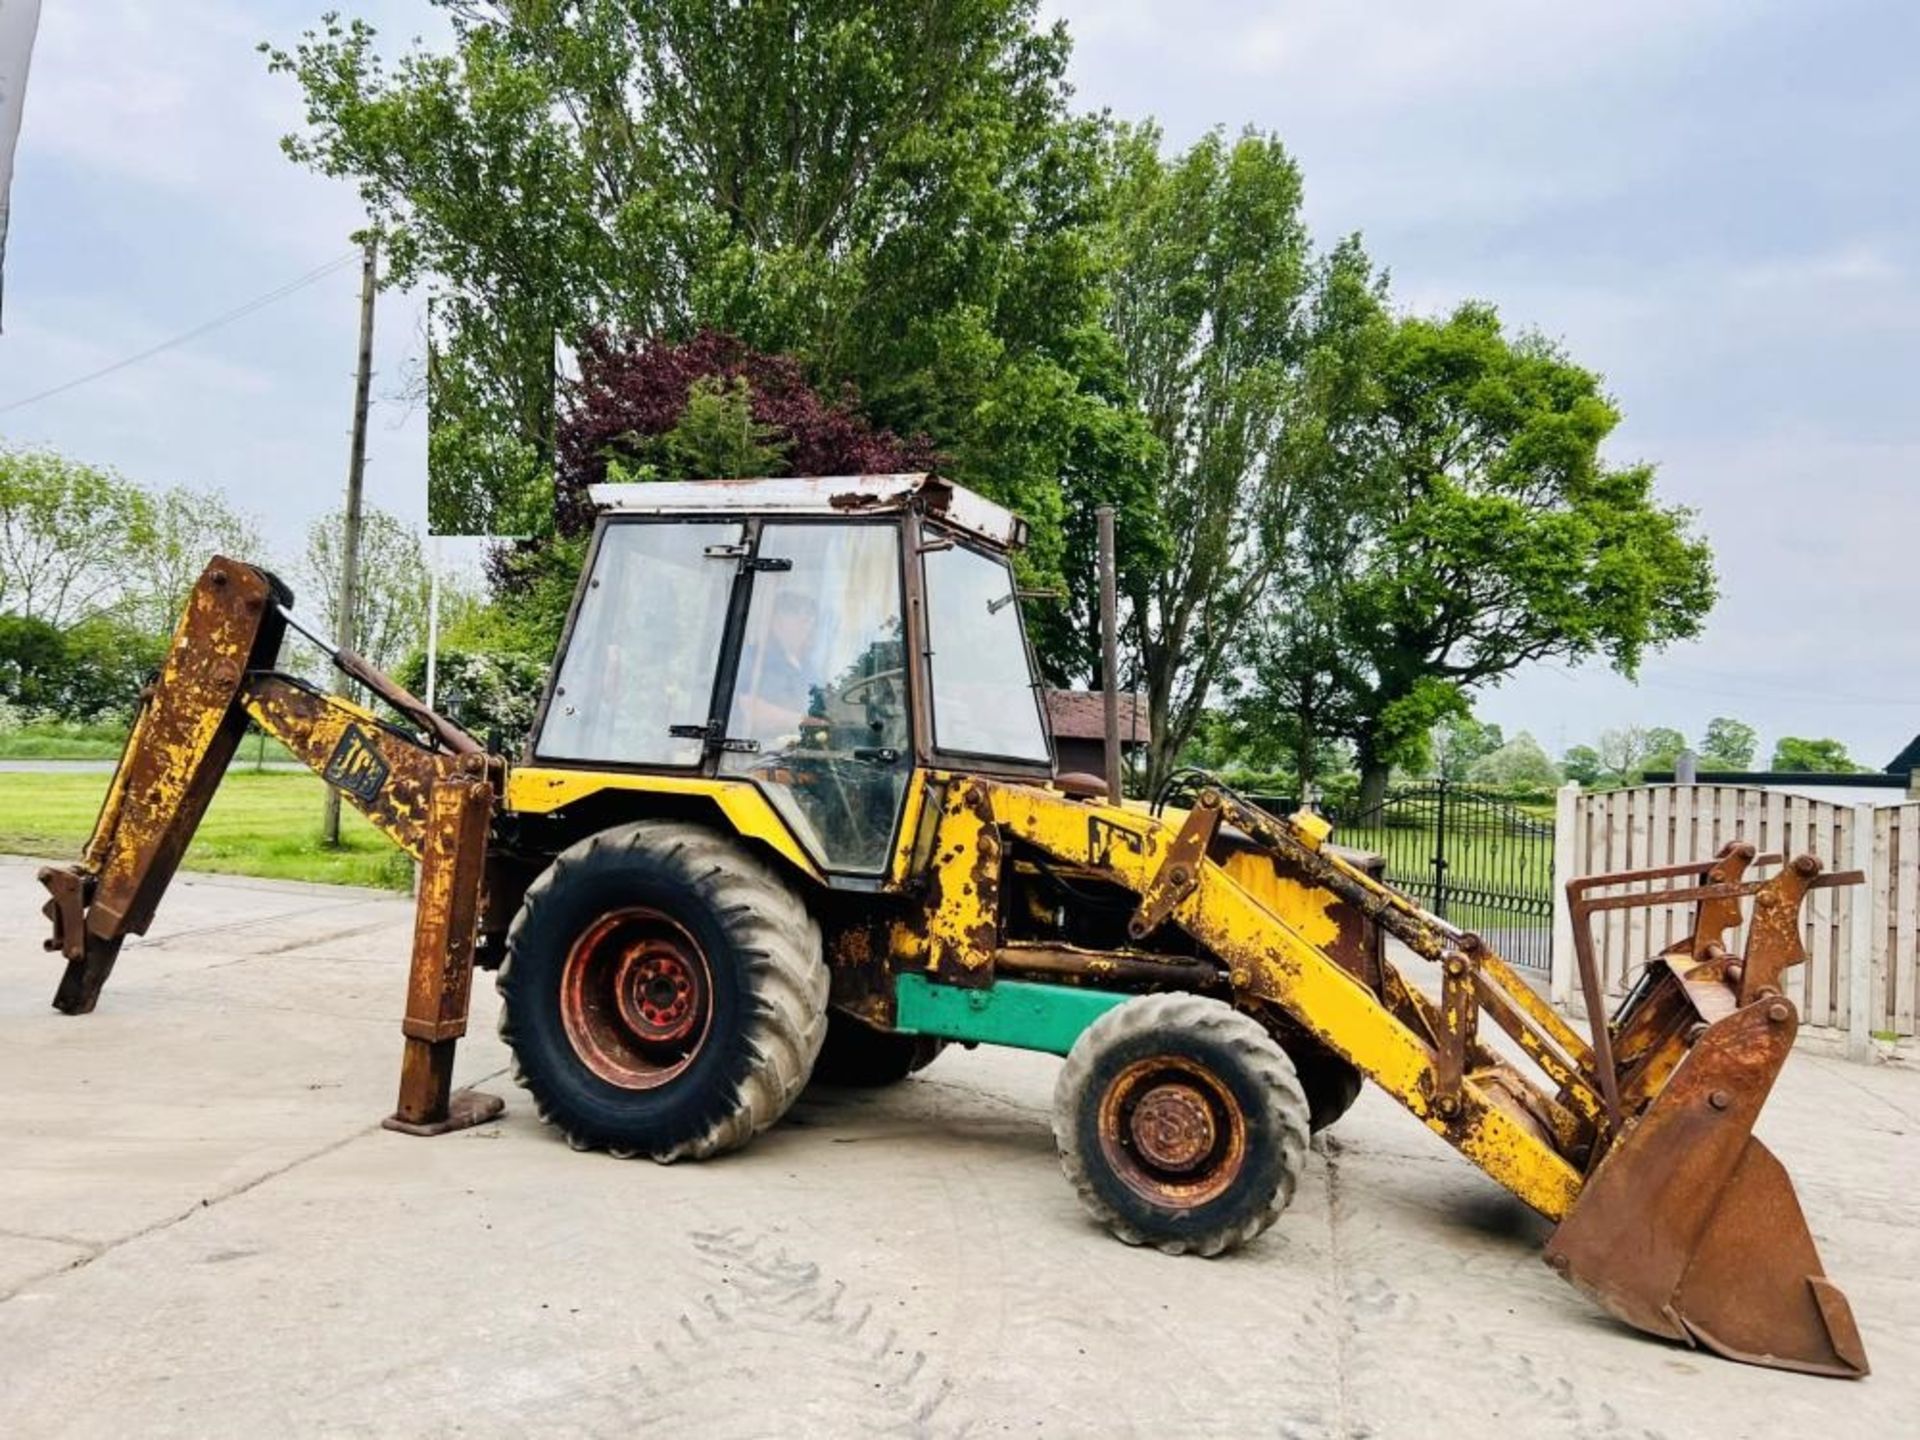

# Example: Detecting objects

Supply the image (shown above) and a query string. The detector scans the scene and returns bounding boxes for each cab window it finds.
[721,523,909,873]
[922,537,1049,763]
[536,522,737,765]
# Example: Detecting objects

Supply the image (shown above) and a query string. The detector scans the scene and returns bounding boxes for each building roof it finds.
[1044,689,1151,744]
[588,473,1029,552]
[1886,734,1920,775]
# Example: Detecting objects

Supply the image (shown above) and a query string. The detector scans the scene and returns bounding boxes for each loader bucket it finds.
[1542,996,1868,1378]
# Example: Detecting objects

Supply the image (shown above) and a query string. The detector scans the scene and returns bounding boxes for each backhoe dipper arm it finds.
[37,556,503,1135]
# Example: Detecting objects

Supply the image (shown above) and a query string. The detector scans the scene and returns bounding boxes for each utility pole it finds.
[1098,505,1123,805]
[324,235,378,846]
[425,535,442,712]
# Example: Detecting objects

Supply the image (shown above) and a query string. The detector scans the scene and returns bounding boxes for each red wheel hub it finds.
[560,908,714,1090]
[616,943,705,1044]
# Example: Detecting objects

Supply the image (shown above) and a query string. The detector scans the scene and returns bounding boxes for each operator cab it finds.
[531,474,1054,877]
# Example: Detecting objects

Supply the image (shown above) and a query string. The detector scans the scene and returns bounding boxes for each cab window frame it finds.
[526,515,747,773]
[913,518,1056,780]
[718,515,916,878]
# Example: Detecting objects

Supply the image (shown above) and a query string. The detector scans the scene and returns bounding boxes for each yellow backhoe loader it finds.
[35,474,1867,1377]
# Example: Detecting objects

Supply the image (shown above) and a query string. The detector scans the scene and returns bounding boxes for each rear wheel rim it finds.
[1097,1055,1247,1209]
[560,907,714,1089]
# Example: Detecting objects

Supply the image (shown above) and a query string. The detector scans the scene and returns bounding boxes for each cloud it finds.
[21,0,450,256]
[1226,1,1740,96]
[1049,0,1752,115]
[1049,0,1920,762]
[0,0,451,565]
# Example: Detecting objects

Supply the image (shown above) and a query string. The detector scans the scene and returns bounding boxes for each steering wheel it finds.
[744,747,895,859]
[838,667,906,704]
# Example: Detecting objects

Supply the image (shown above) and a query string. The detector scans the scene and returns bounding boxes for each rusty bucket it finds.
[1543,995,1868,1378]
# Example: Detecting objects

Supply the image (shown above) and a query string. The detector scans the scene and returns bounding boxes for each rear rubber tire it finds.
[1292,1044,1363,1133]
[1053,993,1310,1258]
[497,821,826,1162]
[811,1011,947,1087]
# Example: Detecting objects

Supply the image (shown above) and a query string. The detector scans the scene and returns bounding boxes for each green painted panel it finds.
[893,973,1125,1055]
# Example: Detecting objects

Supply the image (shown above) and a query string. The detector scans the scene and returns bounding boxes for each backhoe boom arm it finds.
[36,557,503,1134]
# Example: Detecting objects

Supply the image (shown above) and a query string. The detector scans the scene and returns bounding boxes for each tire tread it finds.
[1053,992,1309,1257]
[497,820,825,1163]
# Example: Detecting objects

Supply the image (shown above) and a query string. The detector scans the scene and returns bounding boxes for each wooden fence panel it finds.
[1874,809,1893,1037]
[1898,808,1917,1038]
[1553,784,1920,1040]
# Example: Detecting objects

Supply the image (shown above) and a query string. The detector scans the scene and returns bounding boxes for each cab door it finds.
[716,520,912,875]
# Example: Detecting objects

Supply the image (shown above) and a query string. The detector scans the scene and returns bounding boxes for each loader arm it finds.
[36,556,504,1135]
[917,773,1869,1378]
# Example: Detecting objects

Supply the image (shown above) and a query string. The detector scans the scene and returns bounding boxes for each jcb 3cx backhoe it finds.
[36,474,1867,1377]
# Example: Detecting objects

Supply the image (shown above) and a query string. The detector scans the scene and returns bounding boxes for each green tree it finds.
[0,447,156,626]
[1431,714,1504,781]
[50,615,167,720]
[662,376,788,480]
[125,485,265,639]
[1770,736,1861,773]
[1105,125,1362,792]
[1237,237,1393,795]
[1175,706,1253,772]
[1561,744,1603,787]
[1467,731,1562,790]
[1296,304,1715,809]
[395,645,548,750]
[427,311,554,538]
[1238,589,1364,794]
[1699,716,1757,770]
[0,612,164,720]
[1643,725,1688,774]
[1594,725,1672,784]
[297,509,429,686]
[268,1,1154,653]
[0,614,65,711]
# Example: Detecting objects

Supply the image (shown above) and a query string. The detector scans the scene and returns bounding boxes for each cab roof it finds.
[587,473,1029,553]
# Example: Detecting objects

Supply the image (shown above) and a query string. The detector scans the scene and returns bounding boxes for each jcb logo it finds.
[324,724,390,803]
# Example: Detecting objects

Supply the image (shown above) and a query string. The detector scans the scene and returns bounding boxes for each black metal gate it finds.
[1329,781,1555,972]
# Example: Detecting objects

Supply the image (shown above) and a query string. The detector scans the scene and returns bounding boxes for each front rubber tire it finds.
[497,820,826,1162]
[1054,993,1310,1257]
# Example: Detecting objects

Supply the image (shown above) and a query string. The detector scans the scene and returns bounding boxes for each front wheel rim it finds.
[1096,1055,1248,1209]
[560,907,714,1090]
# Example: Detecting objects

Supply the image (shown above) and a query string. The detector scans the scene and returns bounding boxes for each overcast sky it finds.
[2,1,1915,766]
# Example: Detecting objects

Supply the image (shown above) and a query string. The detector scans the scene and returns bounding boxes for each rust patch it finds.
[48,558,286,1013]
[241,675,468,858]
[1737,855,1818,1004]
[1097,1054,1249,1210]
[1128,792,1220,939]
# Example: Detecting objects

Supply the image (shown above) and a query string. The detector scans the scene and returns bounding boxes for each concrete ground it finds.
[1,857,1916,1439]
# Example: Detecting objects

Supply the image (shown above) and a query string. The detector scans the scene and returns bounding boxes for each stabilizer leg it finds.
[381,765,505,1136]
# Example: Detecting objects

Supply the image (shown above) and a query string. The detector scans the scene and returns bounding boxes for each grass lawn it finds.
[0,770,414,891]
[0,721,129,760]
[0,722,302,764]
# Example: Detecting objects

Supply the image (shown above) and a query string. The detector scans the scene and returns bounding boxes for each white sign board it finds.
[0,0,42,327]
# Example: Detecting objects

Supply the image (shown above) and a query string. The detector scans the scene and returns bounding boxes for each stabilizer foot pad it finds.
[381,1088,506,1137]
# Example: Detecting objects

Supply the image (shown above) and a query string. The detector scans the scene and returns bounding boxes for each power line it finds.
[0,251,361,416]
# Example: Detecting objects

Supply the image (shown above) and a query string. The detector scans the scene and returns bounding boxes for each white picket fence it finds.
[1549,783,1919,1055]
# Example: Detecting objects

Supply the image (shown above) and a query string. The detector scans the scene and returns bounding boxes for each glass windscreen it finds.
[536,521,737,765]
[722,523,910,873]
[923,537,1049,762]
